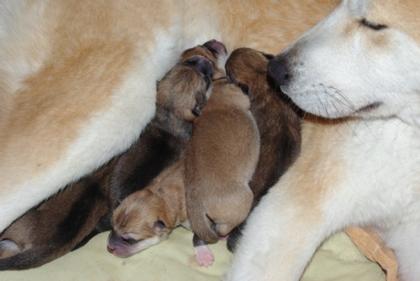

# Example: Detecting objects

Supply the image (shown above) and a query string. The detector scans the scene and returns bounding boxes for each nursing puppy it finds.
[108,162,186,258]
[185,78,260,243]
[0,41,219,270]
[109,160,217,267]
[224,48,301,251]
[227,1,420,281]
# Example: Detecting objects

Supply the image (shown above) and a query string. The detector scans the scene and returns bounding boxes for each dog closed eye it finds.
[360,18,388,31]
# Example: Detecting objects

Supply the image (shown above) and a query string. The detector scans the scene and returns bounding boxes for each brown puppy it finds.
[185,78,260,243]
[224,47,301,250]
[0,40,223,270]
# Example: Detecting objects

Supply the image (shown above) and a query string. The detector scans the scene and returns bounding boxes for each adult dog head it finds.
[268,0,420,126]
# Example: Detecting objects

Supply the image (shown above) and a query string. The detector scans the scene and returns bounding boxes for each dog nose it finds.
[185,56,214,80]
[268,54,291,87]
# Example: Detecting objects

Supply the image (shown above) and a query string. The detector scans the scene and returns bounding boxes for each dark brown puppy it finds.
[225,48,301,250]
[0,40,222,270]
[185,78,260,244]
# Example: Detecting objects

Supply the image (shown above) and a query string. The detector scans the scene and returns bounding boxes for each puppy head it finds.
[107,190,171,258]
[181,39,228,79]
[226,48,274,94]
[157,40,227,121]
[268,0,420,126]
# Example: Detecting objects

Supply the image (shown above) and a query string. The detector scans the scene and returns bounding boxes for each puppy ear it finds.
[192,91,208,117]
[192,104,202,117]
[262,52,275,60]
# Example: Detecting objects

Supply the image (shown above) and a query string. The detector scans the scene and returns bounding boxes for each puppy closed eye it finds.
[154,220,166,230]
[121,236,140,245]
[360,18,388,31]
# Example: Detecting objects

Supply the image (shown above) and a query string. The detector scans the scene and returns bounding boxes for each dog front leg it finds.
[225,181,340,281]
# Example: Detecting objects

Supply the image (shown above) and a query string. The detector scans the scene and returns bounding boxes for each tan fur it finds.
[213,0,339,53]
[185,79,260,242]
[285,119,346,215]
[0,42,134,180]
[0,0,176,188]
[368,0,420,42]
[112,161,186,241]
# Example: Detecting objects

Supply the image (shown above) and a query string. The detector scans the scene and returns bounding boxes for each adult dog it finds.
[227,1,420,281]
[0,0,338,233]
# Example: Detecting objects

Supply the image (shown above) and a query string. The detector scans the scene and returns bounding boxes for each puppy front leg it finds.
[225,184,337,281]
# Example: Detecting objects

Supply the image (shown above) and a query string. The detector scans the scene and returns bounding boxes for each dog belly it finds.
[0,0,187,233]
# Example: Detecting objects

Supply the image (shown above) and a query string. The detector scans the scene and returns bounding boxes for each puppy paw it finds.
[194,245,214,267]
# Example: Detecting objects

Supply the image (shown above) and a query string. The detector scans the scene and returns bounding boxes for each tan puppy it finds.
[109,161,187,258]
[109,159,220,267]
[185,78,260,243]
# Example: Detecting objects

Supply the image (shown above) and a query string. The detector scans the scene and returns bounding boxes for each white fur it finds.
[227,0,420,280]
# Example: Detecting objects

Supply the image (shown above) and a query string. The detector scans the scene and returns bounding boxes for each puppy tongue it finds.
[203,40,227,56]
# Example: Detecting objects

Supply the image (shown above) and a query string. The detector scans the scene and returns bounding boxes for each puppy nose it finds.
[268,54,291,87]
[185,56,213,80]
[107,244,115,253]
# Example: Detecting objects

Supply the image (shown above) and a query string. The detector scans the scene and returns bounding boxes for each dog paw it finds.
[194,245,214,267]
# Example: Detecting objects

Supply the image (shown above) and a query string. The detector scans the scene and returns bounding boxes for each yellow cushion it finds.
[1,228,385,281]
